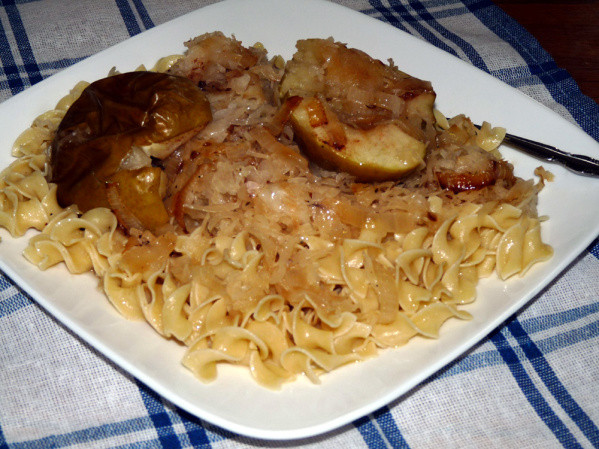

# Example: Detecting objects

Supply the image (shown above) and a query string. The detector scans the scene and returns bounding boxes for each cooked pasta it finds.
[0,33,553,389]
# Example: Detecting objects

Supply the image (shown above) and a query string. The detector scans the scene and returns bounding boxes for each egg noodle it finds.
[0,34,553,389]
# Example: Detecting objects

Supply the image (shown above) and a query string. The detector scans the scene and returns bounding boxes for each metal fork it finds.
[500,132,599,177]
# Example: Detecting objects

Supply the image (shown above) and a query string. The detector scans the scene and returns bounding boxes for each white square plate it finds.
[1,0,598,440]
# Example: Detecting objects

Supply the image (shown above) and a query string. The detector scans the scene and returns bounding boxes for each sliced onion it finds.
[250,126,308,172]
[119,146,152,171]
[346,86,404,115]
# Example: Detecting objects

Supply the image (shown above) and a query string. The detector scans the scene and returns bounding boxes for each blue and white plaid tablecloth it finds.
[1,1,598,448]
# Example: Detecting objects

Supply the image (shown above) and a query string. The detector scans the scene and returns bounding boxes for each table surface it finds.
[1,1,598,448]
[495,0,599,103]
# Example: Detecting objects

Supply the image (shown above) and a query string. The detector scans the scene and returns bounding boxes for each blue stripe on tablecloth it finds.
[2,55,85,98]
[0,275,31,317]
[507,319,599,446]
[136,381,185,448]
[372,406,410,448]
[0,10,25,95]
[3,2,41,86]
[410,0,471,20]
[0,289,31,317]
[437,303,599,378]
[590,240,599,259]
[0,55,85,98]
[0,415,166,448]
[0,56,84,78]
[488,64,568,92]
[354,413,390,448]
[0,0,39,5]
[490,329,583,448]
[131,0,154,30]
[366,1,409,33]
[535,318,599,356]
[115,0,142,37]
[177,410,213,448]
[520,301,599,334]
[354,405,411,448]
[0,420,6,449]
[370,0,460,59]
[405,0,489,72]
[463,0,599,142]
[136,381,212,448]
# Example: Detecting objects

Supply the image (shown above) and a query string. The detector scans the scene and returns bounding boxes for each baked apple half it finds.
[49,71,212,232]
[280,38,436,181]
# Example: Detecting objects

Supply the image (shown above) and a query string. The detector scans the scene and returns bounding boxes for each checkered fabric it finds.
[1,1,598,448]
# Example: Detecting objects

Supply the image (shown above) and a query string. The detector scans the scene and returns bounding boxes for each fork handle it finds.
[504,133,599,177]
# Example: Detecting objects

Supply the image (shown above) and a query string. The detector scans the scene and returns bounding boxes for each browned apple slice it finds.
[289,97,426,181]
